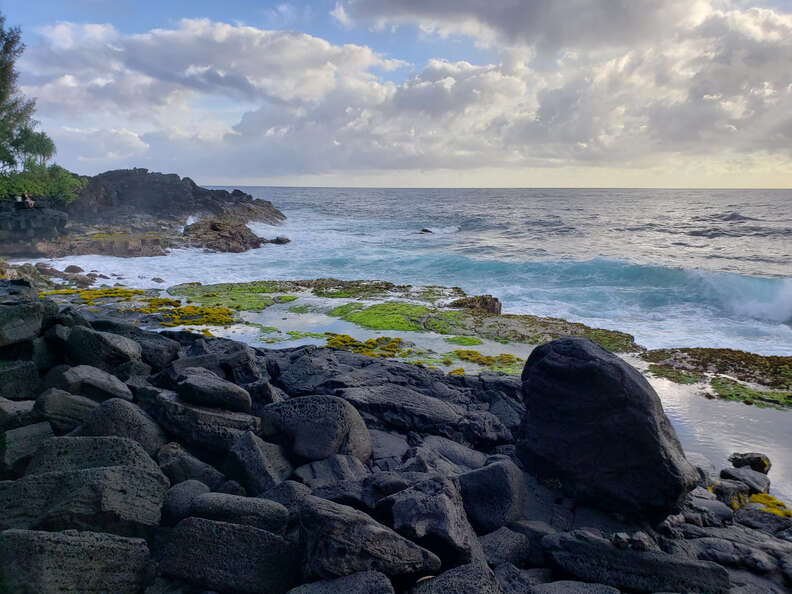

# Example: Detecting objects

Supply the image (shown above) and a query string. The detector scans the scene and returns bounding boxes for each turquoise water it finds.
[33,187,792,355]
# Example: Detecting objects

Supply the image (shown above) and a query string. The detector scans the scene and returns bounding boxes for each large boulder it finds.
[159,517,299,594]
[517,338,698,521]
[136,386,260,451]
[0,359,40,400]
[0,528,150,594]
[225,431,293,495]
[91,319,181,369]
[287,570,394,594]
[0,280,50,347]
[73,398,167,456]
[176,373,252,413]
[161,479,210,527]
[190,492,289,535]
[376,475,482,568]
[66,325,142,372]
[459,459,524,534]
[156,441,225,488]
[1,436,168,535]
[299,495,441,580]
[720,466,770,495]
[260,395,372,462]
[0,396,38,430]
[1,421,54,475]
[45,364,132,402]
[34,387,97,433]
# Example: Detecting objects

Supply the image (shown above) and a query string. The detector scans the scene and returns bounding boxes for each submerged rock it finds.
[517,337,698,521]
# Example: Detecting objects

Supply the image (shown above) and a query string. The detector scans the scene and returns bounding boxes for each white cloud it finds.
[18,6,792,186]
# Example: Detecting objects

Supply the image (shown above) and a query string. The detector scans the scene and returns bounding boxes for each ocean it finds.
[43,187,792,355]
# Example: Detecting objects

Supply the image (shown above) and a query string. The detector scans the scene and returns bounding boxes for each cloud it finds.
[17,6,792,185]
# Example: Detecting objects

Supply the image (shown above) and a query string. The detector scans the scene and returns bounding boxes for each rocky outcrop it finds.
[517,337,698,521]
[182,216,285,253]
[0,280,790,593]
[448,294,503,315]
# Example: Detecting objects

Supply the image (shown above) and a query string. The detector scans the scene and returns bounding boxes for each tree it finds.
[0,14,35,171]
[14,127,55,166]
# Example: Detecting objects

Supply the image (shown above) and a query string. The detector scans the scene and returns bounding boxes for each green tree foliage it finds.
[0,14,35,171]
[0,163,87,203]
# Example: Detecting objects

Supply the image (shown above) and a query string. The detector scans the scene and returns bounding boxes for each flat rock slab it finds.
[45,364,132,402]
[0,465,168,536]
[0,528,149,594]
[518,338,698,522]
[160,517,299,594]
[0,359,40,400]
[261,395,371,462]
[720,467,771,494]
[300,495,441,580]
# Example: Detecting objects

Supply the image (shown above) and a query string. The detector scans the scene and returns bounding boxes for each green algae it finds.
[286,330,328,340]
[710,377,792,408]
[289,304,311,313]
[339,302,431,332]
[643,347,792,390]
[328,302,366,317]
[300,278,408,299]
[445,335,484,346]
[647,364,703,385]
[168,282,297,312]
[40,287,146,305]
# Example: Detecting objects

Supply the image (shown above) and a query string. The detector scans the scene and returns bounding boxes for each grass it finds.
[647,364,703,384]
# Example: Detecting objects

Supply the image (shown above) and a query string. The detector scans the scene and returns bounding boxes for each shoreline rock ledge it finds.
[1,279,791,593]
[517,338,699,522]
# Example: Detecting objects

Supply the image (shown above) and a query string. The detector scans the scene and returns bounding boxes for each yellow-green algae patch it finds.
[40,287,146,305]
[749,493,792,518]
[445,336,484,346]
[169,281,298,311]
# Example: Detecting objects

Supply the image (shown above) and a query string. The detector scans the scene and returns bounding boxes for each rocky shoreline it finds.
[1,278,791,593]
[0,168,287,259]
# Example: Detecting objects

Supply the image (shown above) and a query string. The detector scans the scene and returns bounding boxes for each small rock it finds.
[157,441,225,489]
[64,265,84,273]
[729,452,772,475]
[294,454,370,489]
[1,420,54,475]
[459,459,524,534]
[287,570,394,594]
[0,396,38,431]
[225,431,292,495]
[411,561,501,594]
[45,364,133,402]
[176,374,252,413]
[479,526,532,567]
[152,277,165,283]
[161,479,210,527]
[529,581,620,594]
[0,359,40,401]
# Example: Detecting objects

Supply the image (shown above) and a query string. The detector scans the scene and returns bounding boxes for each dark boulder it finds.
[459,459,524,534]
[260,395,372,462]
[161,479,210,527]
[34,387,98,433]
[0,280,50,347]
[728,452,771,474]
[1,420,54,475]
[287,570,394,594]
[377,475,482,568]
[176,373,252,413]
[479,526,533,567]
[299,495,441,580]
[25,435,161,476]
[293,454,370,489]
[159,517,299,594]
[411,561,501,594]
[91,319,181,369]
[542,529,731,593]
[136,386,260,451]
[183,217,267,253]
[190,492,289,535]
[224,431,292,494]
[73,398,167,456]
[45,364,133,402]
[517,338,698,521]
[448,295,503,315]
[494,563,554,593]
[0,396,38,430]
[65,325,142,372]
[0,359,40,400]
[0,528,150,593]
[720,466,771,494]
[530,581,620,594]
[157,441,225,489]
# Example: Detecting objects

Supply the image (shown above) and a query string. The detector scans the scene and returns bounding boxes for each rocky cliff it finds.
[0,168,286,259]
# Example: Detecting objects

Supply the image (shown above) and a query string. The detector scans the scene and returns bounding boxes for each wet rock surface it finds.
[0,280,790,593]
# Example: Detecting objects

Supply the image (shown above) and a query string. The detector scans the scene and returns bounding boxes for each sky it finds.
[2,0,792,187]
